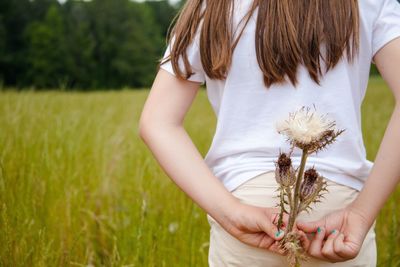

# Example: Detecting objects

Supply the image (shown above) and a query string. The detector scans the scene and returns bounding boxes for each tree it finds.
[0,0,32,87]
[24,5,69,88]
[0,16,6,85]
[63,1,96,88]
[145,0,178,37]
[86,0,163,88]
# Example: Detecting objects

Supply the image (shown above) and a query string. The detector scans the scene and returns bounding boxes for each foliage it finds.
[0,0,179,89]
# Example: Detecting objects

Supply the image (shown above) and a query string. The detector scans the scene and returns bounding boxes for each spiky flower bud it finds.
[275,152,296,187]
[300,167,319,201]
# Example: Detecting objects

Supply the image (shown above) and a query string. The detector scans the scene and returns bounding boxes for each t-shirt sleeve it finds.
[159,34,206,85]
[371,0,400,63]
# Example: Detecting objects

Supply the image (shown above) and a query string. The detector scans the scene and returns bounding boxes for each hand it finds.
[219,202,290,254]
[296,206,373,263]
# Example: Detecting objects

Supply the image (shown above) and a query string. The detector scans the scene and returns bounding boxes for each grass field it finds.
[0,76,399,266]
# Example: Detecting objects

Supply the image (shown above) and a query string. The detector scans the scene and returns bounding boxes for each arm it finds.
[350,37,400,224]
[138,69,238,226]
[296,37,400,262]
[139,69,286,251]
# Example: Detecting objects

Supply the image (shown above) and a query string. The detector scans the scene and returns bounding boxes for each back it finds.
[159,0,400,192]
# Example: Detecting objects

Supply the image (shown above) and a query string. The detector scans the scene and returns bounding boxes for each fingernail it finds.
[317,227,322,233]
[275,230,284,237]
[331,229,337,234]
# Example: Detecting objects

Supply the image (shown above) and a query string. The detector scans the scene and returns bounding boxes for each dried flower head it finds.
[275,105,343,151]
[300,168,319,201]
[275,152,296,187]
[298,167,328,212]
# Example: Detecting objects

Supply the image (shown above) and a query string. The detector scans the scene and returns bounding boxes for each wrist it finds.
[210,194,242,228]
[346,200,376,229]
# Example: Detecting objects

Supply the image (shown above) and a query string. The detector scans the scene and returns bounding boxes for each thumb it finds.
[296,218,324,233]
[260,209,285,240]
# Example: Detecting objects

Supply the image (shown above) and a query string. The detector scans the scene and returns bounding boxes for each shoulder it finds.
[359,0,400,23]
[358,0,382,22]
[360,0,400,60]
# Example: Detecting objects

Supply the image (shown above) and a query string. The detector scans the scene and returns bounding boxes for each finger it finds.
[270,208,289,222]
[321,230,346,262]
[259,221,284,240]
[296,218,325,233]
[333,233,357,259]
[261,211,285,240]
[272,212,290,229]
[301,226,317,242]
[282,213,290,226]
[272,213,279,225]
[308,226,326,259]
[297,230,311,252]
[333,232,346,257]
[257,234,276,250]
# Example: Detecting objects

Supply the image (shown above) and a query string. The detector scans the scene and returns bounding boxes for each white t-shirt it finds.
[159,0,400,192]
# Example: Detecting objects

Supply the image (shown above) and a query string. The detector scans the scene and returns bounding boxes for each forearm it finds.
[139,123,240,225]
[350,103,400,225]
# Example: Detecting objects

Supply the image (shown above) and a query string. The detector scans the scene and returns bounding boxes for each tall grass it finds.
[0,77,399,266]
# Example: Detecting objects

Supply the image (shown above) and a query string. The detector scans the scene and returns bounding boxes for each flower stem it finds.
[277,185,285,230]
[285,186,293,211]
[287,148,308,232]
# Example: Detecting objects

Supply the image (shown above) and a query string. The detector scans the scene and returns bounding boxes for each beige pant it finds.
[207,170,377,267]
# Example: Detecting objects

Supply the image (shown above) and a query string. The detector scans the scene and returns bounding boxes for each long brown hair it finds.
[159,0,360,88]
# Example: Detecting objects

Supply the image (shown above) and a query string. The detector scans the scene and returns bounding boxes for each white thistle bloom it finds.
[275,105,335,145]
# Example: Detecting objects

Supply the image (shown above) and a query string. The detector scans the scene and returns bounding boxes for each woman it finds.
[139,0,400,266]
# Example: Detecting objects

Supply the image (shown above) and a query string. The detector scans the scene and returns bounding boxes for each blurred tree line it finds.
[0,0,385,90]
[0,0,182,89]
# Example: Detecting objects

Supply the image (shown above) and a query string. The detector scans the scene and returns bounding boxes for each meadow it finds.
[0,76,399,266]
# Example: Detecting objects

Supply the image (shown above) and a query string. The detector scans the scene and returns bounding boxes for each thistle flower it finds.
[299,168,319,201]
[273,105,340,267]
[298,167,328,212]
[275,152,296,187]
[275,105,342,151]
